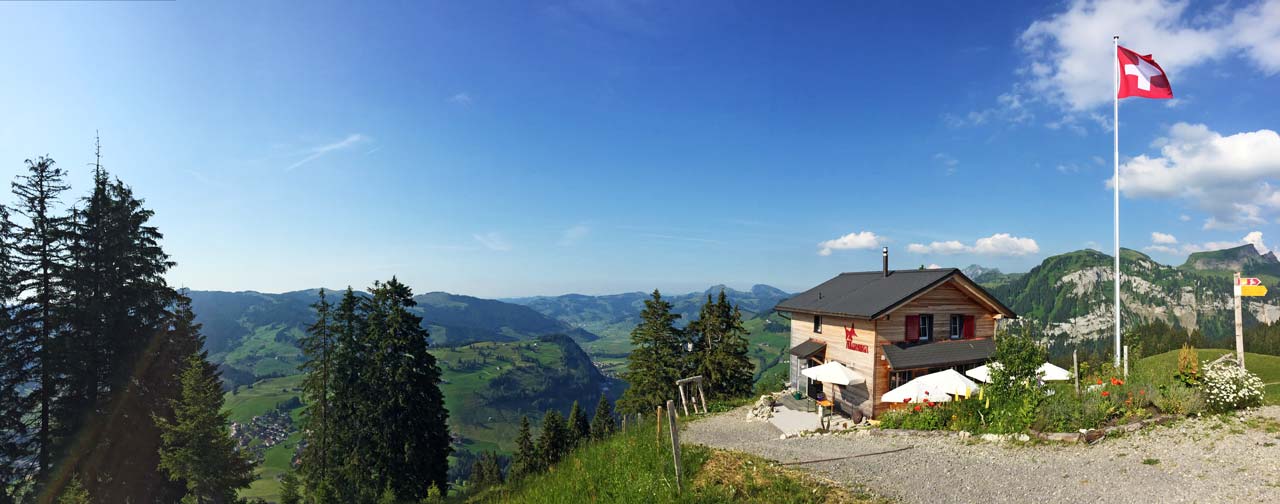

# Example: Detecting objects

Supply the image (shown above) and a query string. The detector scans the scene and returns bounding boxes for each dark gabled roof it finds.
[881,338,995,370]
[773,269,1015,320]
[789,339,826,359]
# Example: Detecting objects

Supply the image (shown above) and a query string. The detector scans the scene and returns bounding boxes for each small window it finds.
[890,370,912,389]
[918,314,933,342]
[813,315,822,333]
[950,315,963,340]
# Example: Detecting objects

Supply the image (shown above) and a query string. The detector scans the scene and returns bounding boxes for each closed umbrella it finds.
[881,369,980,403]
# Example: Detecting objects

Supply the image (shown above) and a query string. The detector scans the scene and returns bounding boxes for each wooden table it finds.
[816,400,834,430]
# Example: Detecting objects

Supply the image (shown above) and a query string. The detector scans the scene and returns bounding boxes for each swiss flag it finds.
[1117,46,1173,99]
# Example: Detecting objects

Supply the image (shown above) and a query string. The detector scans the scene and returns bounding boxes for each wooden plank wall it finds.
[788,313,878,417]
[875,281,997,342]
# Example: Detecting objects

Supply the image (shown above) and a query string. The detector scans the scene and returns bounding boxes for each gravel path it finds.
[684,406,1280,503]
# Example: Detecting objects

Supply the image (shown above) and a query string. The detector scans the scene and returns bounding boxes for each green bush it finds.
[875,404,948,430]
[1152,385,1206,416]
[1201,361,1265,412]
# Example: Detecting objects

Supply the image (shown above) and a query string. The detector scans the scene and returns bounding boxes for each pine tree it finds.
[690,291,753,399]
[326,287,370,502]
[156,352,255,504]
[470,451,503,488]
[589,395,615,440]
[279,471,302,504]
[0,202,32,503]
[356,278,451,501]
[567,400,590,447]
[56,476,89,504]
[510,415,539,479]
[299,288,336,490]
[10,156,71,481]
[536,409,570,468]
[618,290,684,414]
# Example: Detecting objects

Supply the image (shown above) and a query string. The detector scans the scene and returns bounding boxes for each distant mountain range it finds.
[985,244,1278,356]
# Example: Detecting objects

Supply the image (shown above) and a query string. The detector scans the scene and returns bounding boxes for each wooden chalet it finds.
[775,248,1016,419]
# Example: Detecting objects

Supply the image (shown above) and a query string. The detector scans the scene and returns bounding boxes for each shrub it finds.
[1200,361,1265,412]
[1152,385,1206,416]
[876,402,948,430]
[1175,344,1200,387]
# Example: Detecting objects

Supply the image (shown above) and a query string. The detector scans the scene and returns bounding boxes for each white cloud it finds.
[1109,123,1280,229]
[473,232,511,251]
[1179,214,1192,222]
[286,133,369,171]
[1151,232,1178,244]
[908,240,968,255]
[449,92,473,106]
[955,0,1280,129]
[558,224,590,246]
[818,231,883,256]
[1019,0,1280,113]
[1149,230,1271,255]
[907,233,1040,257]
[926,263,943,269]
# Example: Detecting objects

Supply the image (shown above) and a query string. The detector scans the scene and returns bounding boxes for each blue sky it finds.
[2,0,1279,297]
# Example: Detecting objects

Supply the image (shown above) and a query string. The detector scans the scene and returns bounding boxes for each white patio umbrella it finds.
[881,369,980,403]
[965,362,1072,383]
[801,361,865,427]
[800,361,866,386]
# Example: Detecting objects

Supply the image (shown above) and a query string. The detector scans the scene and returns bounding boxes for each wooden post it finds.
[1073,349,1080,394]
[1123,345,1129,378]
[666,399,682,494]
[697,382,708,414]
[678,384,690,416]
[622,415,627,433]
[1235,272,1246,369]
[656,405,663,445]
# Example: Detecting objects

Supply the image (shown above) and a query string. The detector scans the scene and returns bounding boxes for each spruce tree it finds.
[618,290,684,414]
[0,202,31,503]
[589,395,615,440]
[55,476,89,504]
[326,287,370,501]
[567,400,590,447]
[156,352,255,503]
[690,291,753,399]
[10,156,70,481]
[358,278,451,501]
[299,288,335,490]
[510,415,538,479]
[279,472,302,504]
[536,409,570,468]
[470,451,503,488]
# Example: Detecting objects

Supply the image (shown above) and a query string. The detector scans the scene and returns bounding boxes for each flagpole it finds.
[1113,34,1122,368]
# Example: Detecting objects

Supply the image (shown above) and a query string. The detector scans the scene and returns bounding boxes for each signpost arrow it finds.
[1241,285,1268,297]
[1238,277,1262,286]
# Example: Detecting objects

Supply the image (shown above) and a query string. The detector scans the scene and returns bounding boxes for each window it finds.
[890,370,912,389]
[918,314,933,342]
[950,315,963,340]
[813,314,822,333]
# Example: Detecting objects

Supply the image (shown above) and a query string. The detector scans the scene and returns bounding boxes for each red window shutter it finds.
[905,315,919,342]
[963,316,976,339]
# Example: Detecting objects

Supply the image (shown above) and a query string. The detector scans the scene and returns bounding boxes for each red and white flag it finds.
[1117,46,1173,99]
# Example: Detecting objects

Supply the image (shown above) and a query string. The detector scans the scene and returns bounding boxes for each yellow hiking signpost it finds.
[1233,273,1267,369]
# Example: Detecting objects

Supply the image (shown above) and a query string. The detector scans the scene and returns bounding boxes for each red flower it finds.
[1096,379,1104,385]
[1139,390,1145,395]
[1101,391,1110,397]
[1110,377,1123,386]
[913,405,922,412]
[924,391,930,395]
[902,398,911,404]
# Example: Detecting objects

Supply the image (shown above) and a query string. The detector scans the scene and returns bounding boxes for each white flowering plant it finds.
[1200,361,1265,413]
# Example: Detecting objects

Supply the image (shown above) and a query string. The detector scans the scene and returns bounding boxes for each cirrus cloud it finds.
[817,231,883,256]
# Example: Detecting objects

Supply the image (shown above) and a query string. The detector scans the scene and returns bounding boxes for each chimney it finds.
[882,247,889,277]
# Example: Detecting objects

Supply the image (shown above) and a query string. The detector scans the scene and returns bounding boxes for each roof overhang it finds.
[789,339,827,360]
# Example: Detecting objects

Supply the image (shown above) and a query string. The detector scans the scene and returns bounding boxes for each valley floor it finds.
[684,405,1280,504]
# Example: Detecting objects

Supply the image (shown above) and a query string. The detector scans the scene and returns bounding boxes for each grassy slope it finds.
[212,324,305,378]
[1138,349,1280,405]
[467,423,883,504]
